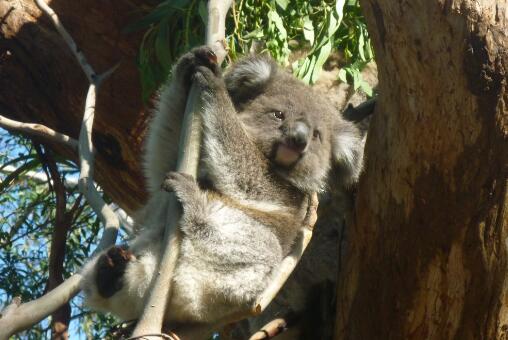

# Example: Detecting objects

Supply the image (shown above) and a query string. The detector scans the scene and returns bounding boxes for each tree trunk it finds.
[335,1,508,339]
[0,0,149,214]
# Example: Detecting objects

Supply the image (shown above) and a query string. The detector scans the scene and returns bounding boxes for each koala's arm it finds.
[144,53,199,193]
[331,118,366,187]
[194,64,272,199]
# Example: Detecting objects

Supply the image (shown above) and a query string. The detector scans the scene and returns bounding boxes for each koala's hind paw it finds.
[96,246,134,298]
[162,171,200,204]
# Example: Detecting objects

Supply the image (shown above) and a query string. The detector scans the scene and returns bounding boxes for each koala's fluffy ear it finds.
[224,55,277,105]
[331,120,366,187]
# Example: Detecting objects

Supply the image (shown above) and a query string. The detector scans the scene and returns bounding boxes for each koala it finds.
[81,46,365,335]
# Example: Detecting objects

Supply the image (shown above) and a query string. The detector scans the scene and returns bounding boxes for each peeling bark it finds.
[335,1,508,339]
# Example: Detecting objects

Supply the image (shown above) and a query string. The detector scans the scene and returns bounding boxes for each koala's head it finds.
[224,56,364,193]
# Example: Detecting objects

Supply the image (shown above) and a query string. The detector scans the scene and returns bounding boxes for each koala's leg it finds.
[95,245,134,298]
[144,47,222,193]
[192,58,272,199]
[162,171,209,236]
[81,240,159,320]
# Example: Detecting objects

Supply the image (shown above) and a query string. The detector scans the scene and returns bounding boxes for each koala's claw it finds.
[175,46,221,85]
[192,46,218,69]
[96,246,134,298]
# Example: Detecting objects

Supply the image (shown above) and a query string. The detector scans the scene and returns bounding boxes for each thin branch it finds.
[254,193,318,313]
[77,81,120,252]
[36,146,72,339]
[0,0,120,337]
[0,164,78,188]
[214,194,318,329]
[130,1,233,338]
[0,297,21,317]
[249,318,288,340]
[33,0,95,82]
[0,115,78,150]
[0,275,81,338]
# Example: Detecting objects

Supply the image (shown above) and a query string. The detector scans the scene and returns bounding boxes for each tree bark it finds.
[336,1,508,339]
[0,0,148,214]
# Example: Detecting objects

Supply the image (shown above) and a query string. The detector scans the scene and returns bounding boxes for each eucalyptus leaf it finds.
[268,10,287,40]
[155,18,172,72]
[275,0,289,10]
[311,40,332,83]
[303,16,314,45]
[243,28,265,39]
[360,80,373,97]
[338,68,348,83]
[353,69,361,90]
[302,55,317,84]
[123,3,174,33]
[198,0,207,24]
[358,30,365,61]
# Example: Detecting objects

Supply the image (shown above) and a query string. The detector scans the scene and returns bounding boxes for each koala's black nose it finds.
[288,121,310,151]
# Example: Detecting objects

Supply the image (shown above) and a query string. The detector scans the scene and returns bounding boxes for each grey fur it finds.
[80,47,365,333]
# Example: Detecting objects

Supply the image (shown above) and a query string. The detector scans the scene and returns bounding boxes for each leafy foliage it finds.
[0,130,119,339]
[125,0,206,102]
[128,0,374,101]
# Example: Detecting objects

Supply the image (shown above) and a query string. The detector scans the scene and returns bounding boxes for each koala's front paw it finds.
[162,171,200,204]
[193,65,226,94]
[174,46,221,86]
[96,246,134,298]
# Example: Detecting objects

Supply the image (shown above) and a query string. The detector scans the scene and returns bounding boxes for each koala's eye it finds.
[313,129,321,140]
[273,111,285,120]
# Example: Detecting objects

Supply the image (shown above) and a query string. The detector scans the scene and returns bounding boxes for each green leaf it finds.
[360,80,373,97]
[332,0,347,36]
[358,30,365,61]
[155,18,172,72]
[268,10,287,40]
[302,55,317,84]
[338,68,348,83]
[198,0,207,24]
[123,3,173,33]
[243,28,265,39]
[0,159,41,193]
[293,58,309,78]
[275,0,289,10]
[167,0,192,11]
[352,69,361,90]
[303,16,314,45]
[311,40,332,83]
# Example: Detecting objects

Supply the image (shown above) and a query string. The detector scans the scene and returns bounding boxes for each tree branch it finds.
[0,0,120,337]
[0,114,78,150]
[249,318,288,340]
[34,145,72,339]
[33,0,95,82]
[130,1,233,337]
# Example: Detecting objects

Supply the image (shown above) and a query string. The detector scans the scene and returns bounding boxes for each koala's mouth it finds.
[274,143,305,167]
